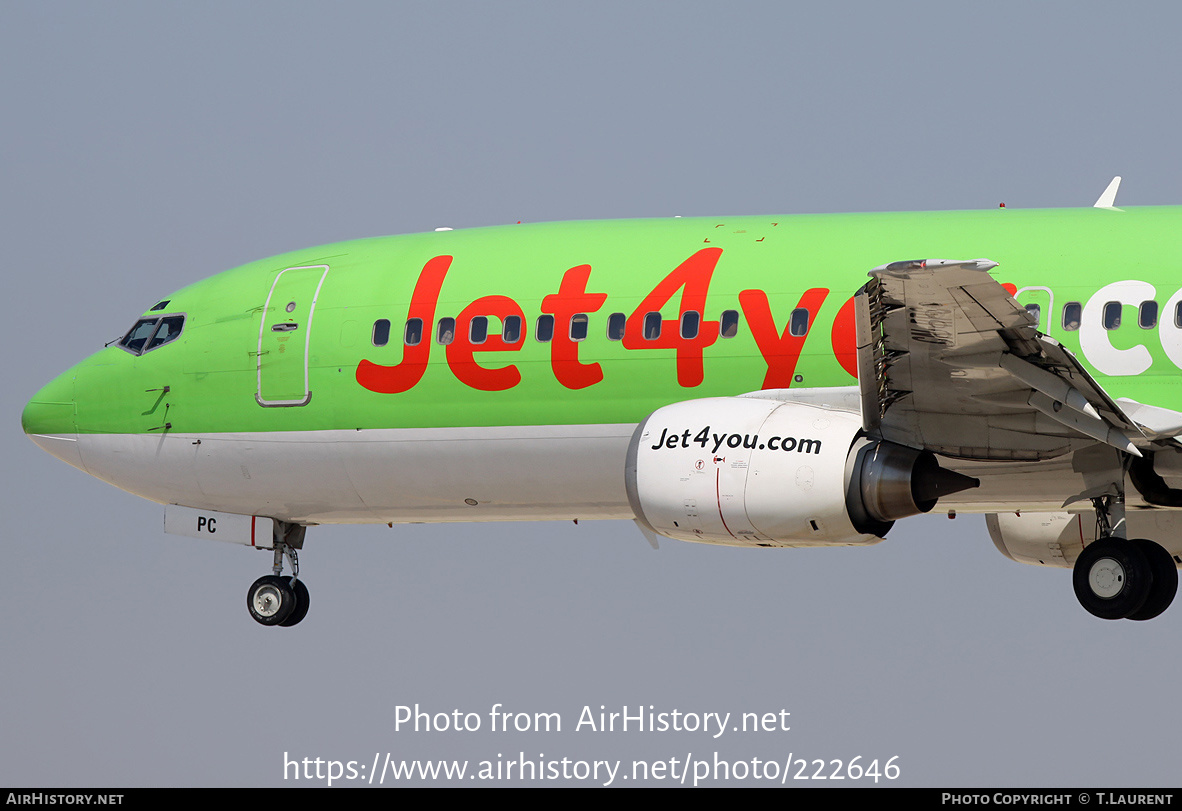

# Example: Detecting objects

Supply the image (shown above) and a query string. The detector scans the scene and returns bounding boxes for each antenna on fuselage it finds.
[1093,176,1122,208]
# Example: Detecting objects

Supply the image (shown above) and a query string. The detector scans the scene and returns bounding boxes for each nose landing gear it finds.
[247,521,310,627]
[248,575,300,625]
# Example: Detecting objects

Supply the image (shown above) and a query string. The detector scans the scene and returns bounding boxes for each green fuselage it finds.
[23,206,1182,440]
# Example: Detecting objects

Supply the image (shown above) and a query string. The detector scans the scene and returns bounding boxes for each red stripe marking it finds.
[716,468,737,539]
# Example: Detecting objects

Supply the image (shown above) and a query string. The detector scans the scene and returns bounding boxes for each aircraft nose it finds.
[23,370,86,471]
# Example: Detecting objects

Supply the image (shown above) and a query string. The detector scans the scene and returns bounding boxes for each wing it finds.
[855,258,1145,461]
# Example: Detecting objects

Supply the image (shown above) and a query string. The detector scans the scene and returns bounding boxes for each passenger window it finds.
[720,310,739,338]
[1176,301,1182,329]
[535,315,554,343]
[570,314,589,342]
[1062,302,1081,331]
[607,312,626,341]
[470,316,488,344]
[503,315,522,343]
[403,318,422,346]
[1024,303,1041,328]
[1139,300,1159,329]
[789,308,810,337]
[681,311,700,339]
[1103,302,1122,330]
[644,312,662,340]
[372,319,391,347]
[437,317,456,345]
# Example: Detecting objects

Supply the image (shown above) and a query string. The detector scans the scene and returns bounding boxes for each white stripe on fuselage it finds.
[31,421,1138,526]
[58,424,638,524]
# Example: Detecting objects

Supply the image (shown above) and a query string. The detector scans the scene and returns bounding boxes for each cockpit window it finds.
[120,319,160,353]
[146,316,185,351]
[118,314,186,356]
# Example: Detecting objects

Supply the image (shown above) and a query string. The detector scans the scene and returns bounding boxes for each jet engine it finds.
[625,398,978,547]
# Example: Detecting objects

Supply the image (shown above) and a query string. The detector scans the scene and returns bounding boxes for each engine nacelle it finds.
[625,398,977,547]
[987,510,1182,569]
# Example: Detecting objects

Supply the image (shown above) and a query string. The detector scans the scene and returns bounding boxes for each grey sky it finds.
[4,1,1181,787]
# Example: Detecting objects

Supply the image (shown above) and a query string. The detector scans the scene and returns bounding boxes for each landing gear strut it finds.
[247,521,310,627]
[1073,494,1178,621]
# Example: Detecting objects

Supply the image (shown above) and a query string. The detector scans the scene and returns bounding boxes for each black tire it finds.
[1128,539,1179,621]
[279,578,310,627]
[247,575,297,626]
[1072,537,1152,620]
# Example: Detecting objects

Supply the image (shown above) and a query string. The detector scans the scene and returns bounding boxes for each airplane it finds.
[23,177,1182,626]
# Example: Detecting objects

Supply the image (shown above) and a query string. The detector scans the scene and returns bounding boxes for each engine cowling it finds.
[625,398,978,547]
[986,510,1182,569]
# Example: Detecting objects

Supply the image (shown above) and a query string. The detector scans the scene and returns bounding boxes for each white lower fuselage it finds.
[27,423,1156,526]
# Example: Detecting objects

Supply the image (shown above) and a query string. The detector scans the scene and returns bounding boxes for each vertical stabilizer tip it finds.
[1094,176,1122,208]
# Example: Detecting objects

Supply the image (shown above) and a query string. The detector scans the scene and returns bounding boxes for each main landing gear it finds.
[247,521,310,627]
[1073,495,1179,621]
